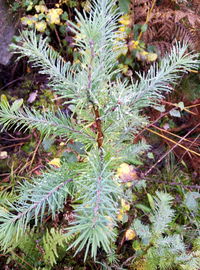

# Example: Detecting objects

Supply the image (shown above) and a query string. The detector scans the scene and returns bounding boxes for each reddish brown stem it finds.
[93,106,104,148]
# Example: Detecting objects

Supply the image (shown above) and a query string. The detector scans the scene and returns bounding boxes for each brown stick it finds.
[144,122,200,176]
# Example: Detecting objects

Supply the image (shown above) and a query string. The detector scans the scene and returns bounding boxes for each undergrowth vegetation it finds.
[0,0,199,269]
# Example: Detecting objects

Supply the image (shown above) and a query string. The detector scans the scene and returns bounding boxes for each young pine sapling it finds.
[0,0,199,260]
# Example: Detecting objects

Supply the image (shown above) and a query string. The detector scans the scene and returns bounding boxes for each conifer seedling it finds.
[0,0,199,260]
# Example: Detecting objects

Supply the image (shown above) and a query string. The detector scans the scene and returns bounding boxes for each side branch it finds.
[13,178,73,224]
[0,105,94,140]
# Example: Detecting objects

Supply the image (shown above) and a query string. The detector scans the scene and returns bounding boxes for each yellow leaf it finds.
[117,213,124,221]
[126,182,132,187]
[48,158,61,168]
[33,14,39,19]
[35,4,48,13]
[59,142,65,146]
[119,26,126,32]
[35,21,47,32]
[1,94,8,106]
[121,199,130,211]
[117,163,130,175]
[136,50,149,61]
[146,52,158,62]
[82,0,91,12]
[21,16,36,26]
[27,1,33,11]
[46,8,63,25]
[125,229,136,240]
[59,0,68,4]
[140,50,148,56]
[119,14,131,26]
[129,40,140,50]
[117,163,138,181]
[119,208,124,214]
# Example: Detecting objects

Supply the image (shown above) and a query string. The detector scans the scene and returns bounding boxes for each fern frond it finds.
[133,192,200,270]
[146,235,200,270]
[0,166,74,250]
[177,252,200,270]
[133,192,175,243]
[0,191,17,208]
[146,246,174,270]
[150,191,175,235]
[133,219,151,245]
[8,228,42,267]
[184,191,200,213]
[43,228,75,266]
[157,234,186,254]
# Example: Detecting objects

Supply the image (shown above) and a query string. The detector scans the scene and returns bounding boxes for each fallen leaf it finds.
[117,213,124,221]
[121,198,130,211]
[125,229,136,240]
[46,8,63,25]
[146,52,158,62]
[35,4,48,13]
[119,14,131,26]
[117,163,138,181]
[126,182,132,187]
[35,21,47,32]
[129,40,140,50]
[21,15,36,26]
[59,142,65,146]
[48,158,61,168]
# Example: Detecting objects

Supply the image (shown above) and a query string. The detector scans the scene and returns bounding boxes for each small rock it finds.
[0,151,8,159]
[27,90,38,103]
[0,0,18,65]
